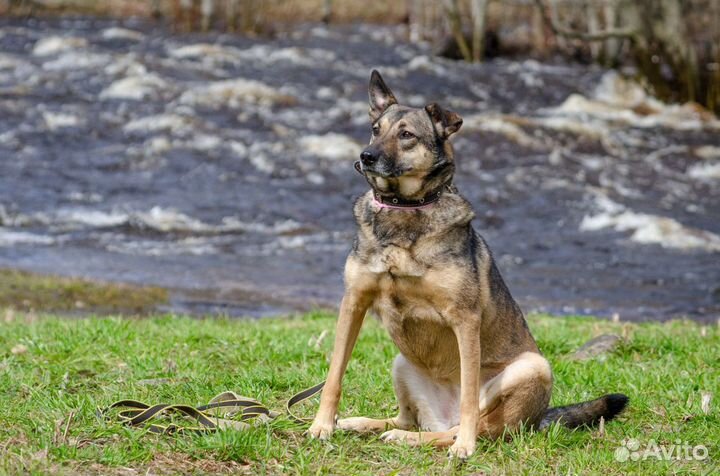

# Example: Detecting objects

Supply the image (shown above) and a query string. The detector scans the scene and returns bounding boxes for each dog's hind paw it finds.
[380,429,421,445]
[337,417,389,433]
[337,417,369,432]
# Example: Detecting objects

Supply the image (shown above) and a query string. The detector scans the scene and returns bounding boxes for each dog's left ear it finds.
[369,70,398,121]
[425,103,463,139]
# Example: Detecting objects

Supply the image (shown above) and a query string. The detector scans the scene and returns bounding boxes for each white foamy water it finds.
[172,42,339,68]
[101,27,144,41]
[687,162,720,180]
[0,53,29,72]
[105,237,220,256]
[463,114,547,150]
[100,73,170,101]
[545,71,720,131]
[170,43,243,61]
[235,231,349,257]
[11,206,306,236]
[406,55,447,75]
[219,217,305,234]
[0,228,55,246]
[32,36,88,56]
[299,133,362,161]
[41,51,110,71]
[580,194,720,252]
[178,78,294,108]
[695,146,720,160]
[466,71,720,154]
[259,45,336,66]
[123,114,194,135]
[42,111,83,131]
[54,209,129,228]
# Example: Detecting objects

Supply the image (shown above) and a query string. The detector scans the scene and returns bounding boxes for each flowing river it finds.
[1,16,718,320]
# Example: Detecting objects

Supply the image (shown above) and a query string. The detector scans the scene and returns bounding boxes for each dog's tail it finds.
[538,393,629,430]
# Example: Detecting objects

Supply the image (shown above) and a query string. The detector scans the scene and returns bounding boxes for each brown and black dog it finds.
[307,70,628,459]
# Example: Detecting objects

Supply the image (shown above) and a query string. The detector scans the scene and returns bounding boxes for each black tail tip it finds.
[605,393,629,420]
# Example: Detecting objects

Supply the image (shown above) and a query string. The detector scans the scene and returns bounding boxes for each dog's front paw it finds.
[306,420,335,440]
[447,438,475,460]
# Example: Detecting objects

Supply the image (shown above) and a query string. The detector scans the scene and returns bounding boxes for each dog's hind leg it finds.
[474,351,553,439]
[381,352,552,445]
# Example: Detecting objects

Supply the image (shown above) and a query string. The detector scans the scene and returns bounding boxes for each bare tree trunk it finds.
[179,0,193,30]
[408,0,422,43]
[708,44,720,112]
[201,0,213,31]
[150,0,162,19]
[536,0,717,113]
[226,0,239,32]
[241,0,255,33]
[532,3,547,55]
[534,0,638,41]
[442,0,472,62]
[625,0,698,103]
[586,1,600,60]
[470,0,488,62]
[426,0,441,43]
[322,0,332,24]
[602,0,621,66]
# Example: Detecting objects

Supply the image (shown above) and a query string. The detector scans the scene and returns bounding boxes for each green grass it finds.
[0,311,717,475]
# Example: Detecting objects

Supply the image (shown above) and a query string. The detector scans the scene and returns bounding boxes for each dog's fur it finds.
[307,71,628,459]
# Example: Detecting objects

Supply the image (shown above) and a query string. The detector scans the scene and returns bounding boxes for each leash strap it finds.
[285,381,326,424]
[97,382,325,434]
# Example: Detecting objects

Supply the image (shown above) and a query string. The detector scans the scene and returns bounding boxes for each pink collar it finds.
[372,196,435,211]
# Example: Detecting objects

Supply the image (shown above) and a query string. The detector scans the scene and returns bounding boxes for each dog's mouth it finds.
[361,164,413,179]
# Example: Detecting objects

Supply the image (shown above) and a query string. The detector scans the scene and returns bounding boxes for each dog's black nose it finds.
[360,150,377,165]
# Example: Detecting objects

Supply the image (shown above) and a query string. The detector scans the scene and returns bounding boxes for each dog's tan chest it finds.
[345,229,478,379]
[365,261,467,380]
[366,245,425,277]
[373,284,461,379]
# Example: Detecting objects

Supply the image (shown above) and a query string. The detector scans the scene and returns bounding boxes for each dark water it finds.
[1,17,718,321]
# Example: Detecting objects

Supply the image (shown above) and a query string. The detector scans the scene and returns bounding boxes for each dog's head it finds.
[359,70,462,199]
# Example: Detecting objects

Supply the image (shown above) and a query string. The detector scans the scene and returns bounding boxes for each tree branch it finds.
[471,0,489,62]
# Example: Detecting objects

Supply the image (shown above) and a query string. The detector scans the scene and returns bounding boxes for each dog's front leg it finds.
[307,291,370,440]
[449,315,482,460]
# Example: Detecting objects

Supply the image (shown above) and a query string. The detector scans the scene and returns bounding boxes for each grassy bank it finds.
[0,268,168,315]
[0,311,717,474]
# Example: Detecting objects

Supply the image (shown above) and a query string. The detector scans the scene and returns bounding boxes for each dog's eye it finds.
[371,125,380,136]
[400,130,415,139]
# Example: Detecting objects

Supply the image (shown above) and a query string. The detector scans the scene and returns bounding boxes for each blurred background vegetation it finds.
[2,0,719,113]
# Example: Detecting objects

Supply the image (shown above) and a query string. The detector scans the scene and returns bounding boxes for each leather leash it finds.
[97,381,325,434]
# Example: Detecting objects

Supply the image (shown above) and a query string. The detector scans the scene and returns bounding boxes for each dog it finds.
[307,70,628,459]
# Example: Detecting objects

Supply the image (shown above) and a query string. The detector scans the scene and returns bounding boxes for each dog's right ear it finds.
[368,70,398,122]
[425,103,463,139]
